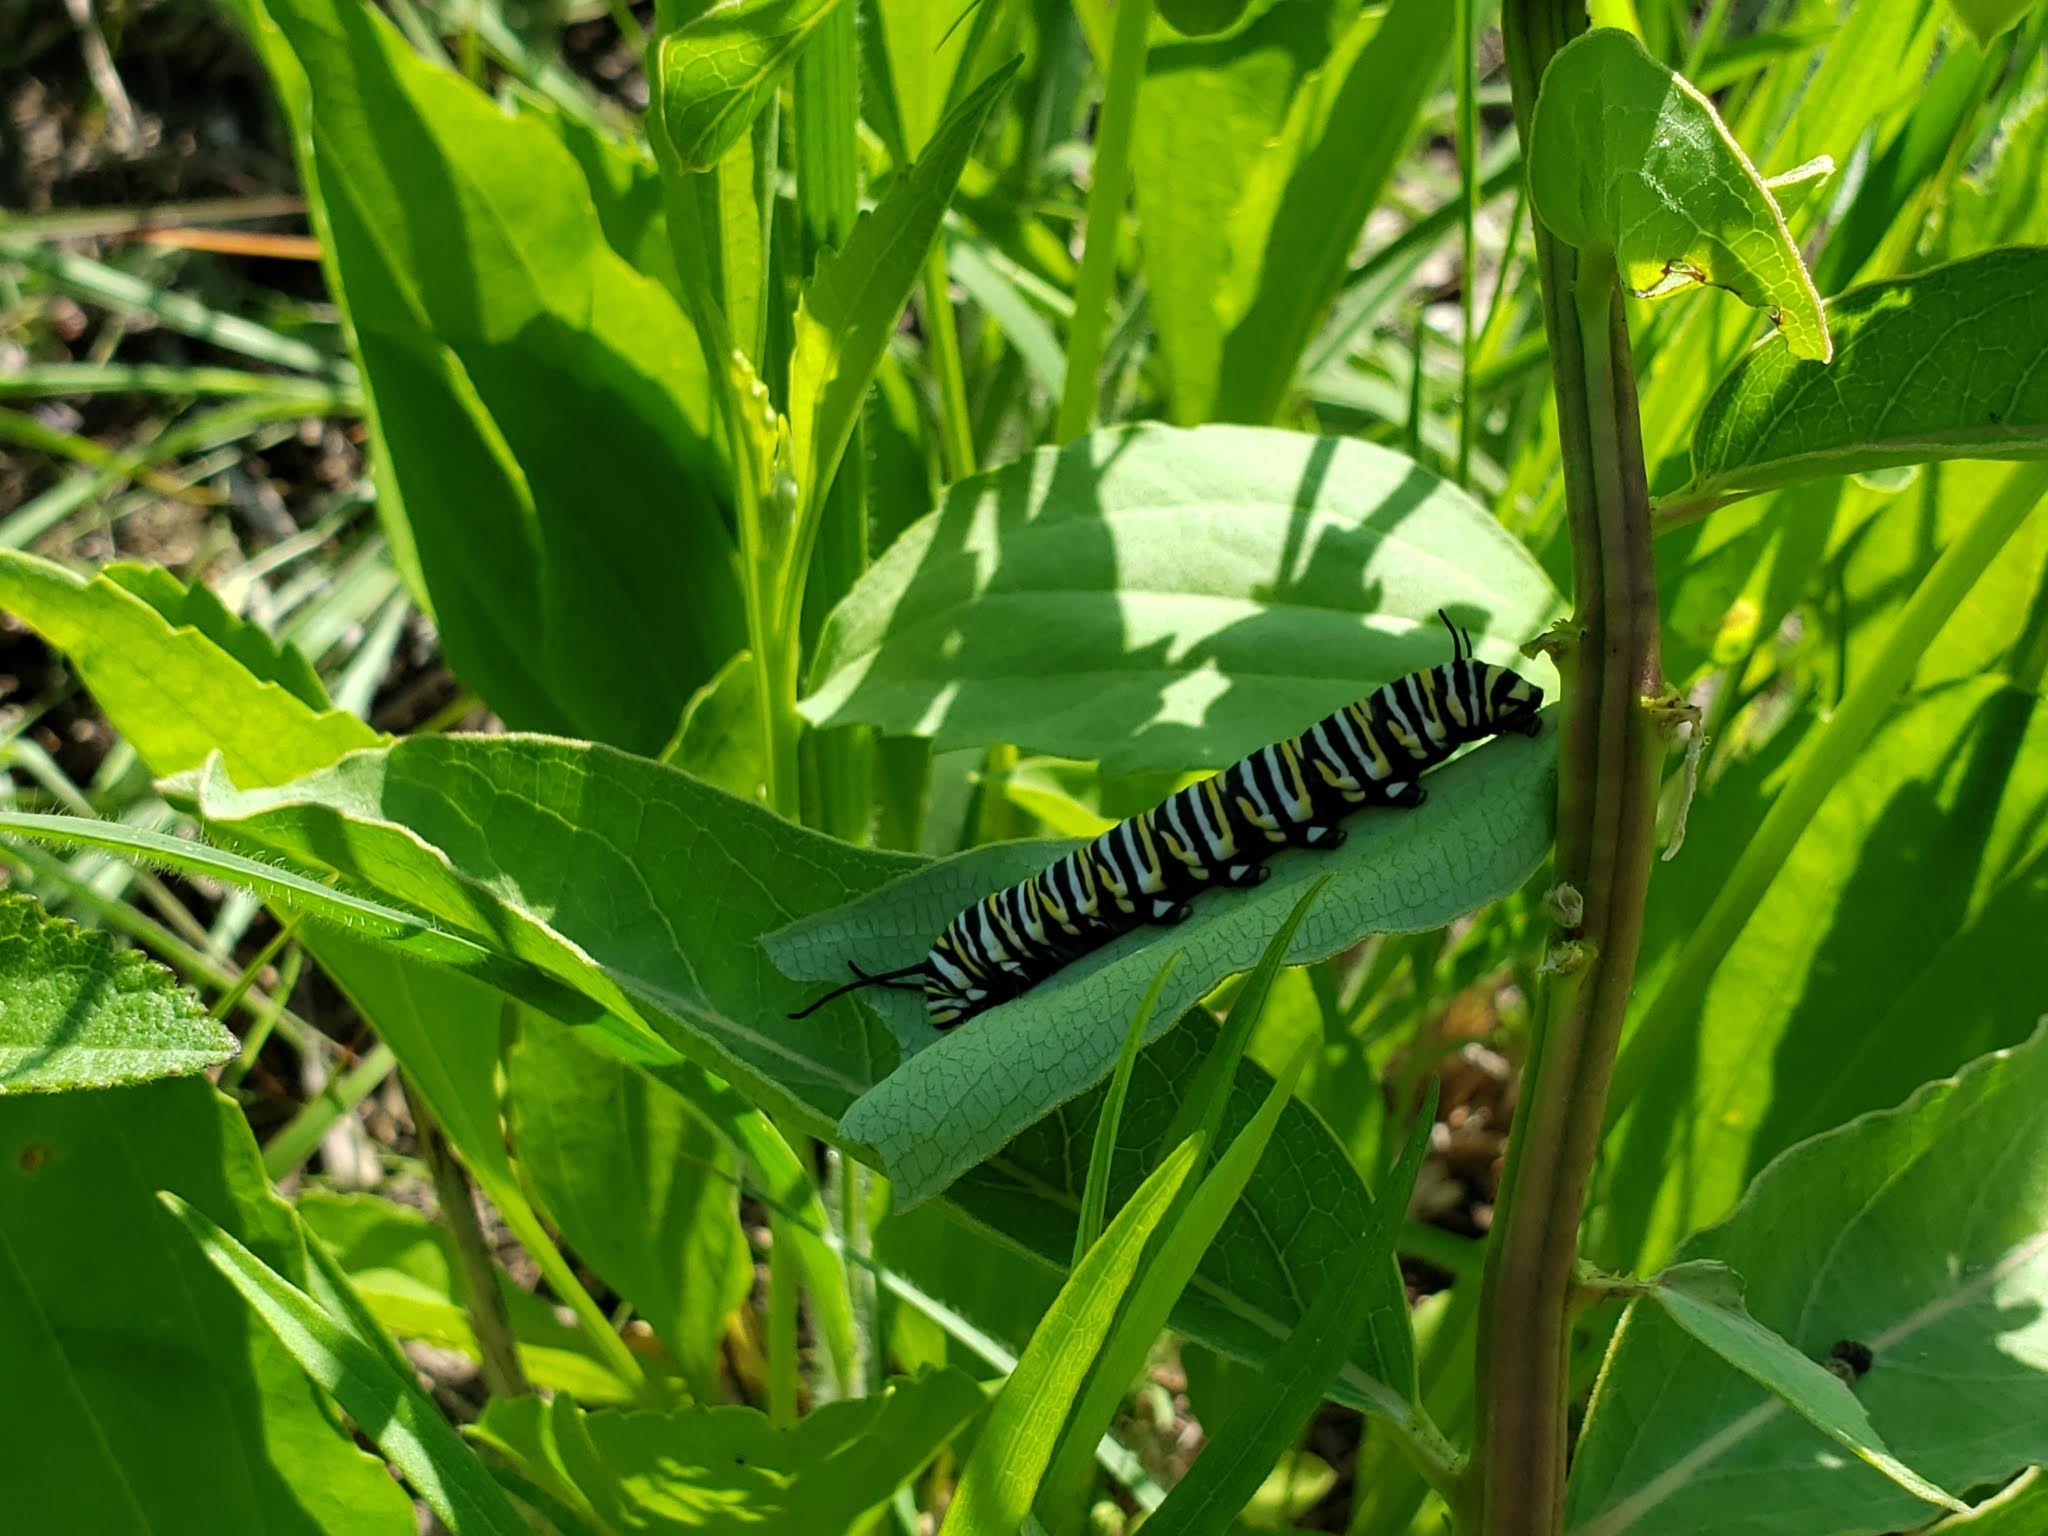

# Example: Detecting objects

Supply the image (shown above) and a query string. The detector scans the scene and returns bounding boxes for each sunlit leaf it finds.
[0,892,234,1093]
[1528,27,1830,361]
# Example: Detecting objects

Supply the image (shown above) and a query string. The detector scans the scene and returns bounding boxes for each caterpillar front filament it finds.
[791,613,1545,1031]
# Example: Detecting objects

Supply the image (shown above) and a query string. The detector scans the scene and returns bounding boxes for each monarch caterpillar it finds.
[791,612,1544,1031]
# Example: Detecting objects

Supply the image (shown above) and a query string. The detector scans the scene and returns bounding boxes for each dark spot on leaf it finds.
[1827,1338,1873,1380]
[18,1144,48,1172]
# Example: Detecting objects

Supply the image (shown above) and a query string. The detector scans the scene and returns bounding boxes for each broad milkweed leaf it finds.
[773,716,1555,1205]
[100,562,331,713]
[471,1367,986,1533]
[1643,1262,1966,1515]
[0,891,235,1093]
[1139,1083,1438,1536]
[1076,952,1180,1264]
[159,1191,528,1536]
[939,1136,1201,1536]
[0,1079,414,1534]
[800,425,1563,776]
[654,0,846,172]
[229,0,741,755]
[1528,27,1830,362]
[1570,1024,2048,1535]
[1668,248,2048,522]
[172,734,1419,1417]
[789,58,1016,523]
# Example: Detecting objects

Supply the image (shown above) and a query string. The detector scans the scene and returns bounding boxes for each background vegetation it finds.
[2,0,2046,1532]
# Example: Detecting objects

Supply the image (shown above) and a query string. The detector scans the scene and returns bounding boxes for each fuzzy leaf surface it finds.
[0,892,234,1093]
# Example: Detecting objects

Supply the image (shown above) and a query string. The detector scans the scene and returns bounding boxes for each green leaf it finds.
[1211,0,1455,424]
[1599,679,2048,1270]
[1674,248,2048,517]
[661,648,764,801]
[1130,1,1340,424]
[1140,1085,1437,1536]
[0,891,234,1092]
[654,0,844,172]
[939,1135,1200,1535]
[101,561,331,712]
[1948,0,2041,46]
[170,735,1420,1414]
[0,807,599,1023]
[1570,1025,2048,1535]
[0,1078,414,1534]
[1528,27,1830,362]
[296,1191,638,1403]
[1644,1261,1965,1515]
[790,57,1016,519]
[506,1018,753,1399]
[800,424,1563,775]
[0,549,380,783]
[230,0,743,755]
[159,1189,528,1536]
[474,1366,985,1533]
[778,716,1555,1205]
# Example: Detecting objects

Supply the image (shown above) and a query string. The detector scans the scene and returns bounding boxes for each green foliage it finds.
[472,1367,987,1533]
[940,1135,1200,1535]
[801,424,1563,773]
[655,0,846,172]
[160,1189,529,1535]
[0,1079,415,1533]
[1680,248,2048,513]
[1571,1026,2048,1533]
[0,891,234,1092]
[8,4,2048,1533]
[230,0,742,755]
[1528,28,1829,361]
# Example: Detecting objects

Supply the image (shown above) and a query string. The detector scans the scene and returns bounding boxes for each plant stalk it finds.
[1055,0,1152,444]
[1468,4,1666,1531]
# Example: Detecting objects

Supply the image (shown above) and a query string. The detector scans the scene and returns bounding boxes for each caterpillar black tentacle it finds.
[791,618,1544,1032]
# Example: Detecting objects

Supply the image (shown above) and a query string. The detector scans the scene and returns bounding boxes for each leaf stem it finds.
[1469,4,1666,1530]
[1604,459,2048,1125]
[1055,0,1152,444]
[403,1077,532,1400]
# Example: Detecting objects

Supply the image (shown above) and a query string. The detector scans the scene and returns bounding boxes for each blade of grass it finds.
[1054,0,1151,443]
[937,1133,1202,1536]
[1456,0,1481,487]
[1075,950,1181,1265]
[14,245,350,378]
[260,1041,397,1179]
[1161,876,1331,1178]
[0,362,358,406]
[157,1191,529,1535]
[1137,1082,1443,1536]
[1037,1032,1320,1529]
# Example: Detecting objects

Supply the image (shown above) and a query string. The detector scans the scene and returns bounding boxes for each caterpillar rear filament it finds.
[792,612,1544,1031]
